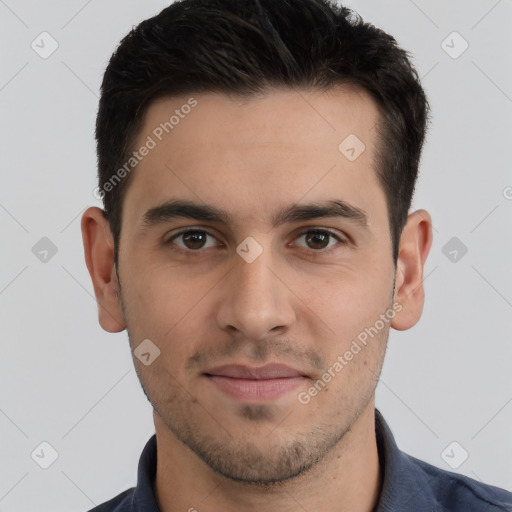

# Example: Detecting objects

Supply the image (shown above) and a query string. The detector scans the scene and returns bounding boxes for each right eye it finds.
[165,229,221,254]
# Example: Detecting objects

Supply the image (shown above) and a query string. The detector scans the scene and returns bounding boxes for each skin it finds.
[82,86,432,512]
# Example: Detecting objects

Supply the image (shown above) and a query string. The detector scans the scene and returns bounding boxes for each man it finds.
[81,0,512,510]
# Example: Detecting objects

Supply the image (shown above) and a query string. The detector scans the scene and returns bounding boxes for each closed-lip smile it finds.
[203,363,309,401]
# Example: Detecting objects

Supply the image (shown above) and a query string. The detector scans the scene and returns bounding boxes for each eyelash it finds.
[165,227,348,257]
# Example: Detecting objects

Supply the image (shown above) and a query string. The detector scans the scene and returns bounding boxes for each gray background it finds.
[1,0,511,510]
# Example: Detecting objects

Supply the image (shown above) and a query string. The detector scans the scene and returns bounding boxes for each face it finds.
[115,87,398,482]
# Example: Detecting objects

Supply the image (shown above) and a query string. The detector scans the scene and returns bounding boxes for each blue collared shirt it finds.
[87,409,512,511]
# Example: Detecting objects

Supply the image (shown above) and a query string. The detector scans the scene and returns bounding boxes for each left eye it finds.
[167,230,218,251]
[293,229,344,251]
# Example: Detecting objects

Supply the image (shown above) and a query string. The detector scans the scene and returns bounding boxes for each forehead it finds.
[122,86,385,231]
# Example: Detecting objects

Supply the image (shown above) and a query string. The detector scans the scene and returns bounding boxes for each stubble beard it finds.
[117,275,389,486]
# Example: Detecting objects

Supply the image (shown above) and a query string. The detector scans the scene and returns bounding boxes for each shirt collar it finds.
[130,408,437,511]
[131,433,159,511]
[374,408,437,511]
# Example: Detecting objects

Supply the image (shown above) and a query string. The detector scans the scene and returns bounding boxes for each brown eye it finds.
[182,231,207,249]
[167,230,217,251]
[304,231,331,250]
[293,229,346,253]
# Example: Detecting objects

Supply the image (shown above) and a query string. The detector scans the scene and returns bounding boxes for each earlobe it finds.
[391,209,433,331]
[81,207,126,333]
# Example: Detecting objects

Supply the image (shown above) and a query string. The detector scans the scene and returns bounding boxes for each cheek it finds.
[300,268,392,341]
[122,269,219,371]
[125,263,212,325]
[297,281,390,414]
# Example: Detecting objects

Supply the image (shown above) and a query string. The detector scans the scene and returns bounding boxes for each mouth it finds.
[202,363,309,401]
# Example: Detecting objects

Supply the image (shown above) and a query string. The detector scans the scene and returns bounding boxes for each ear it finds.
[81,207,126,332]
[391,209,433,331]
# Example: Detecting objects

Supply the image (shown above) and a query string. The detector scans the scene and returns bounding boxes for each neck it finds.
[153,402,382,512]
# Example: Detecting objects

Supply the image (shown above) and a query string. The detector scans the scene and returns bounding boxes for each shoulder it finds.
[86,487,135,512]
[406,452,512,511]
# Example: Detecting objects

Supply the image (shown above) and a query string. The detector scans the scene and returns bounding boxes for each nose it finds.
[215,240,296,341]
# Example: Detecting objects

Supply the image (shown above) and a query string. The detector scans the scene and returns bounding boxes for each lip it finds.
[203,363,308,379]
[203,364,309,401]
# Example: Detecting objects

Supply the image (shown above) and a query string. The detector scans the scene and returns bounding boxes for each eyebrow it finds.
[142,199,369,230]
